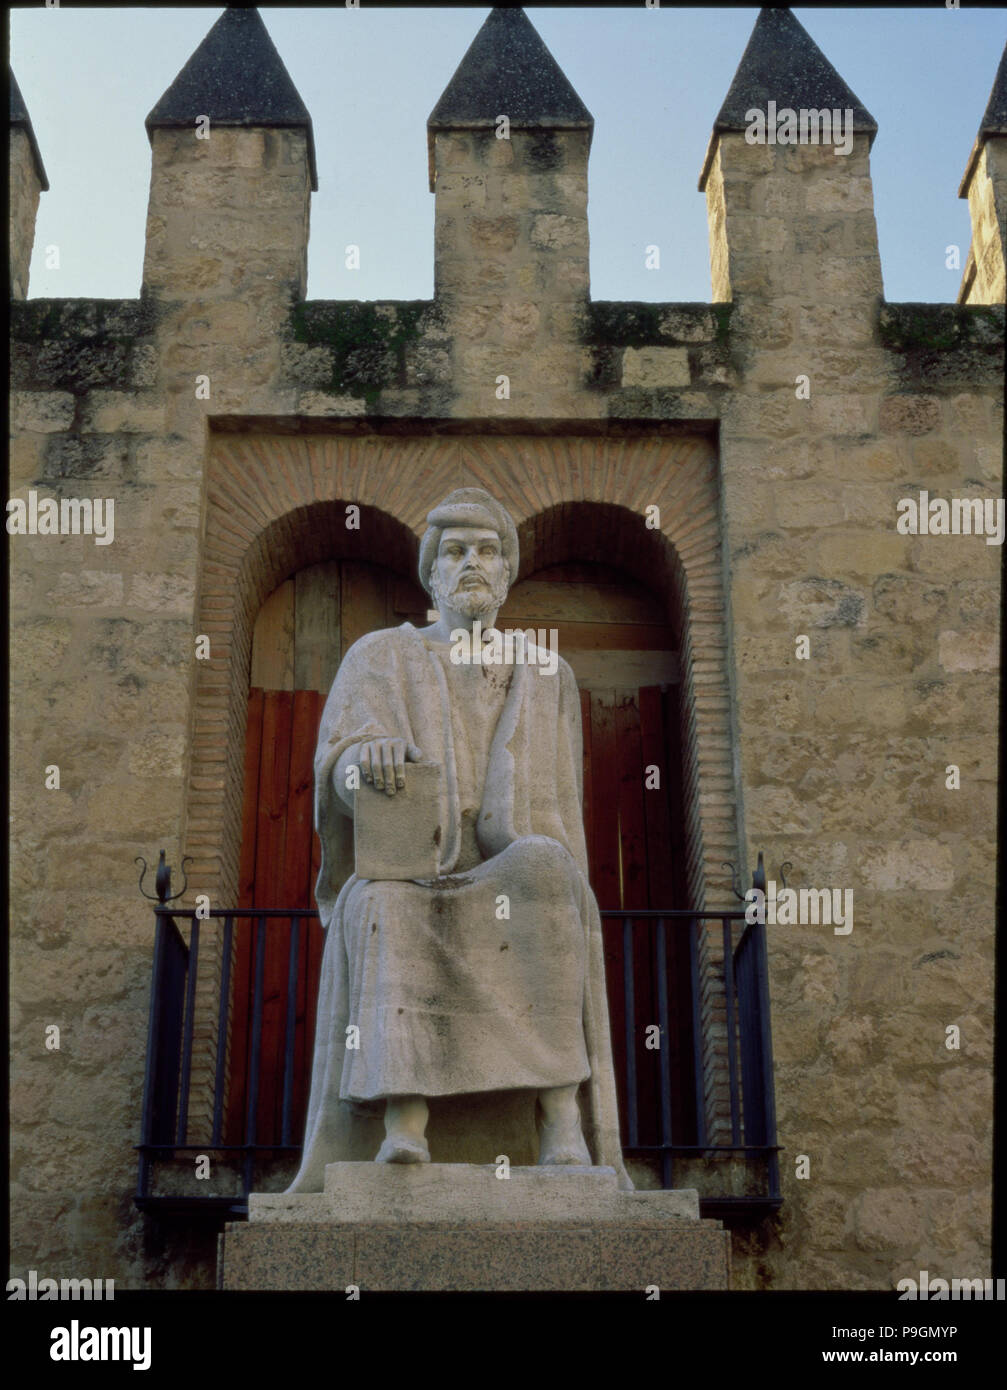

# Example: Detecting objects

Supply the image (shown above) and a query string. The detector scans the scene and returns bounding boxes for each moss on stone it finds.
[288,300,431,407]
[879,303,1004,353]
[10,299,159,393]
[712,302,733,344]
[584,302,667,348]
[11,298,157,345]
[584,301,725,348]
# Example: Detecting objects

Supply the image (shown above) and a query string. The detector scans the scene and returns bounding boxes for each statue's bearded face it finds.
[430,526,511,619]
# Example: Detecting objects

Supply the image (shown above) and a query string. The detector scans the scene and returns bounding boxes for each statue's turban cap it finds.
[418,488,519,596]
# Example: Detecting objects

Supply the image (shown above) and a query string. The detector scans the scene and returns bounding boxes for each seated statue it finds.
[286,487,630,1190]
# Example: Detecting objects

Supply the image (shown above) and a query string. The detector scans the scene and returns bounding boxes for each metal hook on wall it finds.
[136,849,193,903]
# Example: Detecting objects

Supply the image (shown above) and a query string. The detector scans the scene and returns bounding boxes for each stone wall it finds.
[8,8,1005,1293]
[702,126,1002,1288]
[961,141,1007,305]
[9,127,42,301]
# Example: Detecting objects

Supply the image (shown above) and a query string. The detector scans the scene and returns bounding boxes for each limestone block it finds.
[773,482,843,529]
[622,347,691,389]
[804,176,875,214]
[861,840,954,892]
[467,214,519,251]
[797,302,876,346]
[801,254,882,300]
[46,571,124,607]
[530,213,583,251]
[938,628,999,672]
[13,391,75,433]
[497,299,541,344]
[251,1163,699,1223]
[852,1188,932,1253]
[127,732,186,778]
[296,392,367,417]
[80,392,165,435]
[127,572,196,614]
[815,531,909,578]
[879,394,943,436]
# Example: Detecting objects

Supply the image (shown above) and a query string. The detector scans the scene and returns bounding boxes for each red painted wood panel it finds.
[254,692,293,1140]
[229,689,326,1147]
[286,689,321,1134]
[226,689,263,1143]
[579,688,593,870]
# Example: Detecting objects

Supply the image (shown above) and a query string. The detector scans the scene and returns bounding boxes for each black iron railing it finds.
[135,879,781,1220]
[606,908,781,1215]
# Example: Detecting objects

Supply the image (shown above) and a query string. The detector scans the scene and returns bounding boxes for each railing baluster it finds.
[655,916,673,1189]
[622,915,638,1149]
[137,907,168,1198]
[688,915,707,1148]
[281,915,300,1147]
[753,919,781,1201]
[175,919,200,1146]
[211,915,234,1147]
[244,914,268,1199]
[722,916,741,1146]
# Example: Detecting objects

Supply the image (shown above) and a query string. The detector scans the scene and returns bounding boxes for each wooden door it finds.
[498,564,696,1146]
[225,561,427,1145]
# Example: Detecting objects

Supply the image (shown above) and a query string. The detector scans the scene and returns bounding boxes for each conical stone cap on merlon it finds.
[699,7,877,190]
[145,7,317,190]
[10,68,49,190]
[428,7,593,190]
[959,41,1007,196]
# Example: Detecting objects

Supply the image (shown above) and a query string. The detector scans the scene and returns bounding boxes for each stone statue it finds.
[286,488,631,1191]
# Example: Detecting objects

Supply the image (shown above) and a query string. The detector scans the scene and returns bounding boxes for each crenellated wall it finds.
[8,7,1005,1292]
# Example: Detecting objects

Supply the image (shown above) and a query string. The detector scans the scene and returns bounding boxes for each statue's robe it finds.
[286,622,632,1192]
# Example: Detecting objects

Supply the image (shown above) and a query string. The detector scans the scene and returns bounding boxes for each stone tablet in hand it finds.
[353,762,443,881]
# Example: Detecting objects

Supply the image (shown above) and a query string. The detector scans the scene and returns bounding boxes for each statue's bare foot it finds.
[537,1083,591,1165]
[377,1095,430,1163]
[376,1135,431,1164]
[538,1121,592,1166]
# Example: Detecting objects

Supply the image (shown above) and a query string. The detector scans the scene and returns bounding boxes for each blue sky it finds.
[10,5,1007,304]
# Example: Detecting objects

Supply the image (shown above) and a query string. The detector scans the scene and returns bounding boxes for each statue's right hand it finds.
[357,739,423,796]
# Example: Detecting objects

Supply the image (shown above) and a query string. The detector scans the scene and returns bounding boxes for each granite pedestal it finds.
[219,1164,731,1291]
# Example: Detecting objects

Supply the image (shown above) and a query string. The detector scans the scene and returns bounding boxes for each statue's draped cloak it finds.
[286,623,632,1192]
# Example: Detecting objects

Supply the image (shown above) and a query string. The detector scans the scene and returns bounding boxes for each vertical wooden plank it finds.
[589,693,621,912]
[238,690,265,910]
[255,690,293,1144]
[257,692,293,908]
[283,690,317,911]
[661,683,691,905]
[614,691,648,912]
[639,685,675,906]
[283,689,319,1138]
[294,562,341,695]
[340,561,390,659]
[579,687,594,868]
[226,688,264,1144]
[250,580,295,691]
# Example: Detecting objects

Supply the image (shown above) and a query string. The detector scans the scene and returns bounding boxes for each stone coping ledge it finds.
[247,1162,701,1224]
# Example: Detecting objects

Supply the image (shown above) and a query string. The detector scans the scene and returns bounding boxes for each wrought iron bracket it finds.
[136,849,193,904]
[723,851,793,901]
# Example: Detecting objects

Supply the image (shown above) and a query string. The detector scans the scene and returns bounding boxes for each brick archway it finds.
[185,430,736,914]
